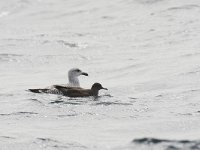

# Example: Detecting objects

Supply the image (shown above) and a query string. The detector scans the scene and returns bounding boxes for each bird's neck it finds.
[91,89,99,96]
[68,75,80,87]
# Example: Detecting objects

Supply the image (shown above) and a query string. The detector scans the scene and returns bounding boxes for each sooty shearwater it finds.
[54,83,108,97]
[29,68,88,94]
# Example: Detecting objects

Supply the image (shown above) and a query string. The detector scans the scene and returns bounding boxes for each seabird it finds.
[29,68,88,94]
[66,68,88,87]
[54,83,108,97]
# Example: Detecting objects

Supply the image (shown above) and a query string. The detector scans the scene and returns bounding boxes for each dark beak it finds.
[81,72,88,76]
[102,87,108,90]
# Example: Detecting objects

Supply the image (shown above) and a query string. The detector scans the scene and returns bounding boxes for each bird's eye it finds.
[76,69,81,72]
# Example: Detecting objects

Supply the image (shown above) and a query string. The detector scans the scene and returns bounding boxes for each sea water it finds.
[0,0,200,149]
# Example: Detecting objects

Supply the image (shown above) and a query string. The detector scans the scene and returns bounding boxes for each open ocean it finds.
[1,0,200,149]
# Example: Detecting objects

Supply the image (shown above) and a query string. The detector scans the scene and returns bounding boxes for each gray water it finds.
[1,0,200,149]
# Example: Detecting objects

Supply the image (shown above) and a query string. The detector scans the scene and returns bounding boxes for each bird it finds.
[29,68,88,94]
[66,68,88,87]
[54,83,108,97]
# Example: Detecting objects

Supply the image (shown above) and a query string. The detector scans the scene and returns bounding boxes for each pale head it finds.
[68,68,88,77]
[68,68,88,87]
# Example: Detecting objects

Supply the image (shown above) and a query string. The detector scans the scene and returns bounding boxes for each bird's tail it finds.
[28,89,48,93]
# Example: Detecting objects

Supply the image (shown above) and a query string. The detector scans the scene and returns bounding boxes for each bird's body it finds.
[29,68,88,94]
[54,83,107,97]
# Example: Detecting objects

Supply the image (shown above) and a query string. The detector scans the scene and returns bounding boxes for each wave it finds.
[133,0,165,5]
[131,138,200,150]
[0,111,38,116]
[35,137,87,149]
[167,5,200,11]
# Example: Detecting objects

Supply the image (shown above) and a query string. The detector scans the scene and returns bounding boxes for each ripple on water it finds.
[0,136,15,139]
[167,5,200,11]
[129,138,200,150]
[28,98,43,104]
[93,101,133,106]
[49,95,110,105]
[133,0,165,5]
[56,40,88,49]
[49,99,88,105]
[48,95,132,107]
[34,137,87,149]
[0,111,38,117]
[0,53,24,62]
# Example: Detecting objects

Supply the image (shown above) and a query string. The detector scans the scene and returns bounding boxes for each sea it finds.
[0,0,200,149]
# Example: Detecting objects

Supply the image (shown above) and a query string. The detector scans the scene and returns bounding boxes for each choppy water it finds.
[1,0,200,149]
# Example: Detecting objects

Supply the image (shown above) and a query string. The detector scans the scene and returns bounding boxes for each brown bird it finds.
[54,83,108,97]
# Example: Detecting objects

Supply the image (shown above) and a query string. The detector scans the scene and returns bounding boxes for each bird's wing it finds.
[29,88,50,93]
[54,85,83,91]
[29,85,63,94]
[54,86,91,97]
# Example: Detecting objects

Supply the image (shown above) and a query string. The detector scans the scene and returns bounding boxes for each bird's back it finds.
[54,85,91,97]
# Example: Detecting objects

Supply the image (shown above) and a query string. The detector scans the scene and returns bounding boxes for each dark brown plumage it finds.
[54,83,107,97]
